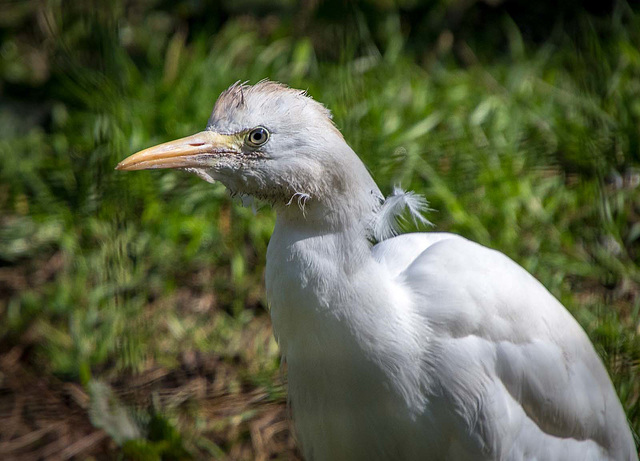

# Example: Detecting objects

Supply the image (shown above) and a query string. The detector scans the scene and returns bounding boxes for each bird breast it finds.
[265,219,436,460]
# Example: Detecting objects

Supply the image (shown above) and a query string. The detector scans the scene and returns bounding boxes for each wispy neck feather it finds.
[370,187,432,242]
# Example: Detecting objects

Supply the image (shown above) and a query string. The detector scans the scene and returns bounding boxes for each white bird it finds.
[116,81,637,460]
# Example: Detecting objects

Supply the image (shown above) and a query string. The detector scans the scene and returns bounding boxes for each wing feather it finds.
[373,233,636,460]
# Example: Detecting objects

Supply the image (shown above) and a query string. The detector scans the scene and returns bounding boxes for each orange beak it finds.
[116,131,239,171]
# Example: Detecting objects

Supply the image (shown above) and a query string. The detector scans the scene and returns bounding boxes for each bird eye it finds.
[246,127,270,147]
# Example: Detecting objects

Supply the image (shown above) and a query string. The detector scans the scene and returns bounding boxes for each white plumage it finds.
[117,81,637,460]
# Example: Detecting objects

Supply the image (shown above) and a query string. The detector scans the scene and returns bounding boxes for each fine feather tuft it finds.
[372,187,432,242]
[286,191,311,216]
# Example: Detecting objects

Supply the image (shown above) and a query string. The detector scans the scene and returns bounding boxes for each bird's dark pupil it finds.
[250,128,266,144]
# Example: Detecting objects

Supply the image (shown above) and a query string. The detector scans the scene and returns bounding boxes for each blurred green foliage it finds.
[1,0,639,457]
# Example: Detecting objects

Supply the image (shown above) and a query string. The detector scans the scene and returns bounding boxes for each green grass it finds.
[1,1,639,458]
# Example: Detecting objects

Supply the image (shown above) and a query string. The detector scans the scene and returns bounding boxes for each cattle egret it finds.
[117,81,637,460]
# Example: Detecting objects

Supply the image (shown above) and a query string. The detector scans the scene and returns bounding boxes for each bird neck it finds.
[266,148,387,342]
[274,168,382,238]
[270,206,374,270]
[274,196,375,237]
[266,190,383,343]
[265,207,378,356]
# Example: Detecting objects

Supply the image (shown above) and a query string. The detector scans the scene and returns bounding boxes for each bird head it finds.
[116,81,381,217]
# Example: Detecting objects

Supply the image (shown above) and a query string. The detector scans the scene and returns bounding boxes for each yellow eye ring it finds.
[246,126,270,147]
